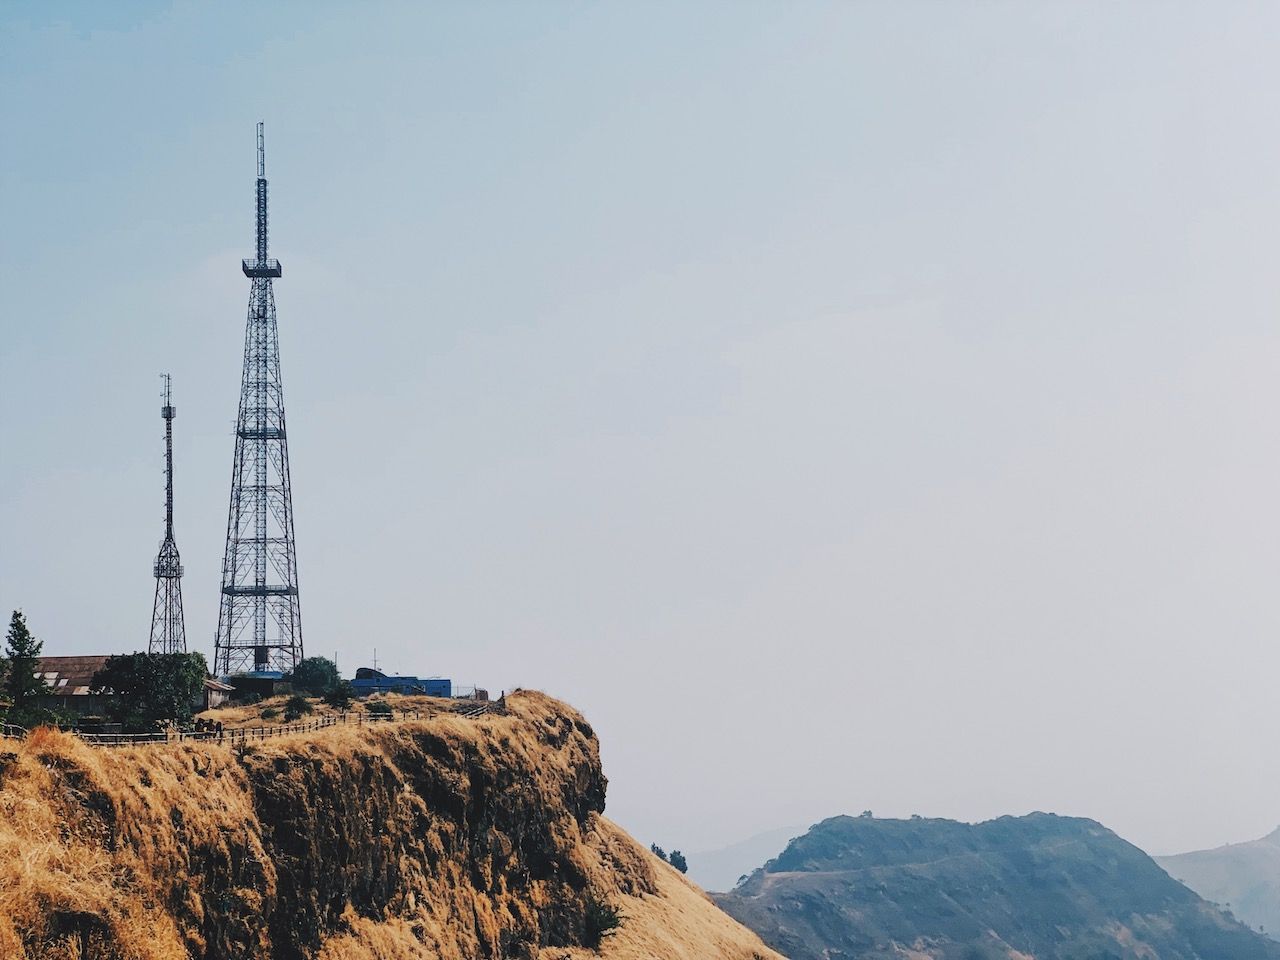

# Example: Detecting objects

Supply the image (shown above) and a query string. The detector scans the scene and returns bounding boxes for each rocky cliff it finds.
[0,691,779,960]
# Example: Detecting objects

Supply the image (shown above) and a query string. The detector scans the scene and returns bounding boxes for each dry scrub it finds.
[195,691,464,730]
[0,692,781,960]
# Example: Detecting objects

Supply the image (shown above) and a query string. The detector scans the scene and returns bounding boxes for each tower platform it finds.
[242,258,282,278]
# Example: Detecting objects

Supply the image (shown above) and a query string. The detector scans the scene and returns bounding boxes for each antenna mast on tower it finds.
[214,122,304,675]
[149,374,187,653]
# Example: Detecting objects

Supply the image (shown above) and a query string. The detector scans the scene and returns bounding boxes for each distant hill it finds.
[715,812,1280,960]
[1157,827,1280,940]
[687,825,807,892]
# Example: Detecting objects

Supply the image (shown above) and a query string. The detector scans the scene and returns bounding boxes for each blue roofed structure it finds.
[351,667,451,698]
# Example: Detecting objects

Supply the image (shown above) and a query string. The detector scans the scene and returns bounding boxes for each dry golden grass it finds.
[0,691,781,960]
[308,819,785,960]
[0,727,216,959]
[550,819,787,960]
[196,690,465,729]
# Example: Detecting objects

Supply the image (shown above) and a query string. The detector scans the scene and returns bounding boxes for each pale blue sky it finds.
[5,2,1280,861]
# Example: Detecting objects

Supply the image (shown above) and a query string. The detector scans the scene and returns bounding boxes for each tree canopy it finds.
[4,610,51,727]
[650,844,687,873]
[285,656,341,694]
[323,681,353,710]
[92,652,208,731]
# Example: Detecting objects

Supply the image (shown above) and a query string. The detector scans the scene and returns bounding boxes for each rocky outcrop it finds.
[0,691,779,960]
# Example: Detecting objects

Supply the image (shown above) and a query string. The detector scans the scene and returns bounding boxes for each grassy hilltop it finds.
[0,690,778,960]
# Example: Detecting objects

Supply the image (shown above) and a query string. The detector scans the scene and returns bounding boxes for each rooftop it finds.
[34,655,113,696]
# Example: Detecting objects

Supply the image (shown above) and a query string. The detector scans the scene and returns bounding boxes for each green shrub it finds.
[7,705,61,730]
[323,682,353,710]
[365,700,392,716]
[583,894,622,947]
[283,695,314,722]
[260,707,280,720]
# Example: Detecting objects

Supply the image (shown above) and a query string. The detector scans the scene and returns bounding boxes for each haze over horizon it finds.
[5,1,1280,861]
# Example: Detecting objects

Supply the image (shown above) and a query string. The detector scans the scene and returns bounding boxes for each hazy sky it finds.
[6,1,1280,861]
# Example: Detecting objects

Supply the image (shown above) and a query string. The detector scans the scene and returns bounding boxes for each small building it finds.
[35,655,236,718]
[202,678,235,710]
[224,672,291,702]
[351,667,451,698]
[34,655,114,718]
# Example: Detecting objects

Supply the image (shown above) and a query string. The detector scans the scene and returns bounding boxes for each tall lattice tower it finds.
[149,373,187,654]
[215,122,304,675]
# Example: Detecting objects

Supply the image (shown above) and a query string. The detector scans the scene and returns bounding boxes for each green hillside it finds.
[1157,828,1280,940]
[715,812,1280,960]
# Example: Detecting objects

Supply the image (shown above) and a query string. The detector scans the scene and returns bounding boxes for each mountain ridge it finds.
[1157,827,1280,940]
[716,811,1280,960]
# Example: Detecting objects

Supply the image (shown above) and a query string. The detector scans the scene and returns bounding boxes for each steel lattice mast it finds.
[149,373,187,654]
[214,122,304,675]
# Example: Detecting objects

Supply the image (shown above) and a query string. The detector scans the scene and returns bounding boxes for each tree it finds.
[283,694,314,722]
[323,681,353,710]
[285,656,341,694]
[583,894,623,947]
[92,652,208,732]
[4,610,49,727]
[650,843,687,874]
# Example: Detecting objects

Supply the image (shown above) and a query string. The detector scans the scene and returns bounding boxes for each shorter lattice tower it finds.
[149,373,187,653]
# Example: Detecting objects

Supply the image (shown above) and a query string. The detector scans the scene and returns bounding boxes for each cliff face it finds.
[0,691,779,960]
[716,813,1280,960]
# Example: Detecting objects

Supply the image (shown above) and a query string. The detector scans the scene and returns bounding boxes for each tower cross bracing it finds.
[215,122,304,675]
[149,373,187,654]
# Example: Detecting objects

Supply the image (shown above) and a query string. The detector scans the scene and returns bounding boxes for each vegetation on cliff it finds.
[0,690,778,960]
